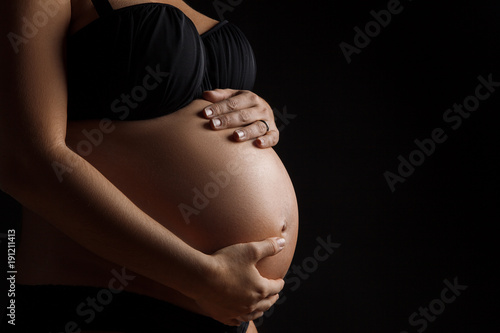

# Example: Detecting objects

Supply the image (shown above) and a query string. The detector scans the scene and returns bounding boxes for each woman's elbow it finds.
[0,142,70,197]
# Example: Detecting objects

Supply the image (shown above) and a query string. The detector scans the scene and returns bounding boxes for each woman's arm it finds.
[0,0,283,325]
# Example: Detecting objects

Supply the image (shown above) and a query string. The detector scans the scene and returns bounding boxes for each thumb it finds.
[202,89,238,103]
[251,237,286,262]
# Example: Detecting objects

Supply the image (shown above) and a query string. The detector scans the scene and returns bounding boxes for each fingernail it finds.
[276,238,285,249]
[212,118,221,128]
[204,108,213,117]
[235,130,245,140]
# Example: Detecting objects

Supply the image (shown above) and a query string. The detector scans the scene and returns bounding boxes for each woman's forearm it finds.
[3,143,209,300]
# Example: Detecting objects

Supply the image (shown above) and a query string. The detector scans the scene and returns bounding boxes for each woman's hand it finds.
[194,237,286,326]
[202,89,279,148]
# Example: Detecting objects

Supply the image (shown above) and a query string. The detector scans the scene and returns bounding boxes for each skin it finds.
[50,97,298,330]
[0,0,297,330]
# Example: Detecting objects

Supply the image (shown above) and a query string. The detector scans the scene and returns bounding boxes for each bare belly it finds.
[17,99,298,313]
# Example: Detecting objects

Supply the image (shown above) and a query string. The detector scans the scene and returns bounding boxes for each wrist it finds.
[176,251,218,300]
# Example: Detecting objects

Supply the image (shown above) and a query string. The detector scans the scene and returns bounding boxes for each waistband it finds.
[1,284,248,333]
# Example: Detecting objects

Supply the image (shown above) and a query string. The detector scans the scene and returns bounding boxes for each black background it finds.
[190,0,500,332]
[1,0,499,332]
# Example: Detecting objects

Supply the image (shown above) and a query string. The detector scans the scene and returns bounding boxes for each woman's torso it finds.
[17,0,298,316]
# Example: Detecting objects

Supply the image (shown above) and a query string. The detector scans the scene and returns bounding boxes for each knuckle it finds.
[249,93,260,105]
[256,120,268,134]
[266,108,275,120]
[251,287,267,304]
[248,243,262,261]
[241,90,258,103]
[259,105,270,116]
[269,239,279,254]
[270,130,280,146]
[258,288,268,300]
[227,97,239,111]
[248,304,258,314]
[238,109,252,123]
[258,239,277,258]
[219,114,230,127]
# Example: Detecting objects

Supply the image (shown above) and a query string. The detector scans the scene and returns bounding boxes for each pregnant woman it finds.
[0,0,298,332]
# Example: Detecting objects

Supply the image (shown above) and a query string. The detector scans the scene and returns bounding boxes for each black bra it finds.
[66,0,257,121]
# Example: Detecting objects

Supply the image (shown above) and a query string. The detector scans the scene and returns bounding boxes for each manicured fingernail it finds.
[257,138,264,146]
[212,118,221,127]
[276,238,285,249]
[235,130,245,140]
[204,108,213,117]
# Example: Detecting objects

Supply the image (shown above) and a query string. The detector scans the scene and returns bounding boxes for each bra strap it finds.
[91,0,114,17]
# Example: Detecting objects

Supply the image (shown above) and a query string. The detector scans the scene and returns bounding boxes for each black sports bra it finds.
[66,0,257,121]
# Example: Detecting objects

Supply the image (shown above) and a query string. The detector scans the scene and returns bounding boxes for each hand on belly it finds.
[66,99,298,279]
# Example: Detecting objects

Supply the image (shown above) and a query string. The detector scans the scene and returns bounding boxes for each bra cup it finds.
[67,5,204,120]
[67,4,256,121]
[202,23,256,91]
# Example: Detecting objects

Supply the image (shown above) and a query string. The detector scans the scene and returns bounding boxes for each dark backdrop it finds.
[189,0,500,332]
[1,0,498,332]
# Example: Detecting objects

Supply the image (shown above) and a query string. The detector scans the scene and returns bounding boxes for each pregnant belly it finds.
[65,99,299,280]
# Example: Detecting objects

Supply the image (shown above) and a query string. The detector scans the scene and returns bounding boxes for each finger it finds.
[263,278,286,297]
[202,89,239,104]
[224,318,244,326]
[254,293,280,312]
[255,129,280,148]
[210,107,263,130]
[204,91,259,119]
[233,120,271,141]
[235,294,279,322]
[249,237,286,262]
[236,311,265,323]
